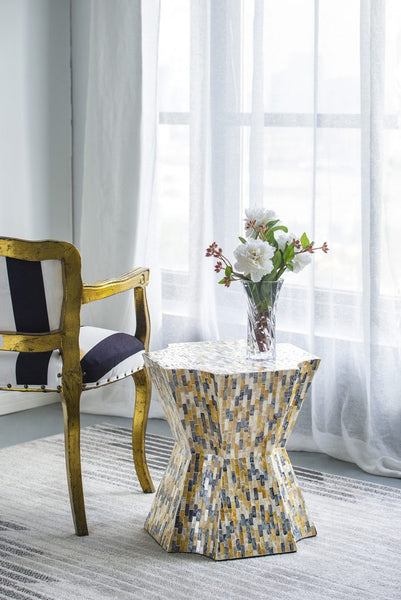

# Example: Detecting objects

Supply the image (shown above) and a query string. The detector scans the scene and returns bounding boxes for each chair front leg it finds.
[60,383,88,536]
[132,367,155,493]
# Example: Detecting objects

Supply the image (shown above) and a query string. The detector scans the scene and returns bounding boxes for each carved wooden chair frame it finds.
[0,237,154,536]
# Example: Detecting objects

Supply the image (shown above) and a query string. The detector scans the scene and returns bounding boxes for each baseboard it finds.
[0,391,59,415]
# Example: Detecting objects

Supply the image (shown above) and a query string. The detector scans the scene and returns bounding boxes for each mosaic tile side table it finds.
[144,340,320,561]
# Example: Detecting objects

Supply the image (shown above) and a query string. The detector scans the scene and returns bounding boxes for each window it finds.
[157,0,401,345]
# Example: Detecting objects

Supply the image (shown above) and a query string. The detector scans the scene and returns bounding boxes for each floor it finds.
[1,401,400,490]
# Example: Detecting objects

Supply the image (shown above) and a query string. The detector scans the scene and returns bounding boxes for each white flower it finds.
[234,239,275,282]
[245,208,277,238]
[276,231,295,251]
[292,252,312,273]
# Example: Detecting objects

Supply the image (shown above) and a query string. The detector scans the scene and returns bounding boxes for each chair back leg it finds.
[60,385,88,536]
[132,367,155,493]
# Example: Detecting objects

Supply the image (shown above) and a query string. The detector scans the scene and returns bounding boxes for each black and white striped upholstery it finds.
[0,257,145,391]
[0,256,64,333]
[79,326,144,389]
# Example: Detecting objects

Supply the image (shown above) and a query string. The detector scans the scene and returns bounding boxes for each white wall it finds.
[0,0,72,241]
[0,0,72,414]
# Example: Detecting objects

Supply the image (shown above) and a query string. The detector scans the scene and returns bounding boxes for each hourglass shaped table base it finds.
[144,341,320,561]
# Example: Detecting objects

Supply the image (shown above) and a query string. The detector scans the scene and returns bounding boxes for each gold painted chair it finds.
[0,237,154,535]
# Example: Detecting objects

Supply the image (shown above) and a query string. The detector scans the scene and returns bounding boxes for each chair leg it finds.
[60,387,88,536]
[132,368,155,493]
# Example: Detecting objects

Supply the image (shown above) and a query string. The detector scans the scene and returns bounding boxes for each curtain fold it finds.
[75,0,161,417]
[188,0,218,342]
[249,0,264,207]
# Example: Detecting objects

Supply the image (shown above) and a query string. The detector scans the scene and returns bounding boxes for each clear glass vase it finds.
[242,279,283,361]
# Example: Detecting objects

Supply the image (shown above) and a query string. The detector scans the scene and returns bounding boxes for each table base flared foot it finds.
[145,444,316,561]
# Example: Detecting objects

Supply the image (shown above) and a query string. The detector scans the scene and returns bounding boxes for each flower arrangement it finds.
[206,208,329,286]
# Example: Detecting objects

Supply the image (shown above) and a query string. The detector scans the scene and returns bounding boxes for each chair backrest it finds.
[0,255,64,334]
[0,238,82,356]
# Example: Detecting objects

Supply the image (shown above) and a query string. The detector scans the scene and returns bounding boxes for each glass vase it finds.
[242,279,283,361]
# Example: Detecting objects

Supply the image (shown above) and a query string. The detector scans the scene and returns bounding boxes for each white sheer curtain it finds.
[74,0,161,417]
[152,0,401,476]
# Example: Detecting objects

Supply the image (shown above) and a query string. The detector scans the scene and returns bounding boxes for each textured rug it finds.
[0,424,400,600]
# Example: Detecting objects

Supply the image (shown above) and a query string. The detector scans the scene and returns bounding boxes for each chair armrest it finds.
[82,267,151,349]
[82,268,149,304]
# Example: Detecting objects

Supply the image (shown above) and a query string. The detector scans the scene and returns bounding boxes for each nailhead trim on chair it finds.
[0,327,144,391]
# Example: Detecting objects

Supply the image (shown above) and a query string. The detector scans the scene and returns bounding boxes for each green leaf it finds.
[286,262,294,271]
[300,232,310,249]
[218,278,226,284]
[225,266,232,277]
[272,250,282,269]
[264,230,278,246]
[238,236,247,244]
[283,242,295,263]
[271,225,288,234]
[266,225,288,241]
[266,219,280,229]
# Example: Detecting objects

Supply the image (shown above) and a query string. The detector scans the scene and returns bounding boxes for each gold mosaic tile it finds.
[144,341,320,560]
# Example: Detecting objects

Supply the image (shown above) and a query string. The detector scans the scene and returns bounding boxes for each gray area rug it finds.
[0,424,400,600]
